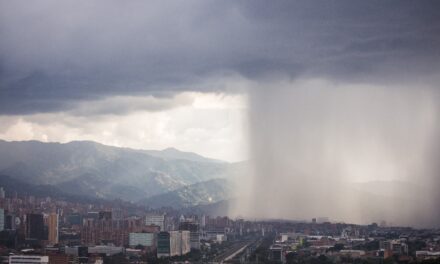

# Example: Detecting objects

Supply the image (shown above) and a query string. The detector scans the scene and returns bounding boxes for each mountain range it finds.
[0,140,234,206]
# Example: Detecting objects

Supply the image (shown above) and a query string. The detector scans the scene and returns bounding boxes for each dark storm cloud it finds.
[1,0,440,114]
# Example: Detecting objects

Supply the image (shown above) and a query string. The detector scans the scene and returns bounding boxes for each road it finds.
[211,239,256,264]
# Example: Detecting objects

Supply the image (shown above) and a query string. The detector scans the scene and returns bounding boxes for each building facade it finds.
[0,208,4,231]
[179,221,200,249]
[26,213,45,240]
[145,214,164,231]
[157,231,190,258]
[48,213,59,244]
[129,232,155,247]
[157,232,171,258]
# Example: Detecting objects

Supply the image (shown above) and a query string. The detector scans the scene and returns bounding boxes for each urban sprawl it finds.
[0,188,439,264]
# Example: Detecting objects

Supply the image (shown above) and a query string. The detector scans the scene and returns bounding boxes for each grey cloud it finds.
[1,0,440,114]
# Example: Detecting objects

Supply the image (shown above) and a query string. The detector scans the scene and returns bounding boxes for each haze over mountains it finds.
[0,139,432,226]
[0,140,234,207]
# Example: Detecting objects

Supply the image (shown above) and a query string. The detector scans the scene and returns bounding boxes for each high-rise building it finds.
[0,187,5,199]
[48,213,59,244]
[26,213,45,240]
[169,231,181,257]
[179,230,191,255]
[145,214,165,231]
[0,208,4,231]
[157,231,190,258]
[179,221,200,249]
[5,212,16,230]
[157,232,170,258]
[201,215,206,227]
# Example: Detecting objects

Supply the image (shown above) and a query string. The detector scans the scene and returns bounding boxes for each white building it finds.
[9,255,49,264]
[216,234,226,243]
[145,214,165,231]
[170,231,190,257]
[180,231,191,255]
[158,231,190,258]
[129,233,155,247]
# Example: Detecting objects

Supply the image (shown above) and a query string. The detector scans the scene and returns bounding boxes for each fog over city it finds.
[1,1,440,227]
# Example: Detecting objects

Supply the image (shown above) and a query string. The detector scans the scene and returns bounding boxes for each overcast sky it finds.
[1,0,440,162]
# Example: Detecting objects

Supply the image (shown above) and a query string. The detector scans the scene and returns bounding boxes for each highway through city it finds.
[211,238,260,264]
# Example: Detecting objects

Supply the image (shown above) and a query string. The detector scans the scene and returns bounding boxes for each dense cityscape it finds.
[0,190,438,264]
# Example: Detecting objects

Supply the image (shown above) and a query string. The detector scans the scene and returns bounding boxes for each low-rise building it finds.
[339,250,366,258]
[416,251,440,260]
[9,255,49,264]
[269,245,285,263]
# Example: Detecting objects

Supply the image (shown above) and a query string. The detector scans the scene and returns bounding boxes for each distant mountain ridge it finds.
[143,147,224,164]
[0,140,231,202]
